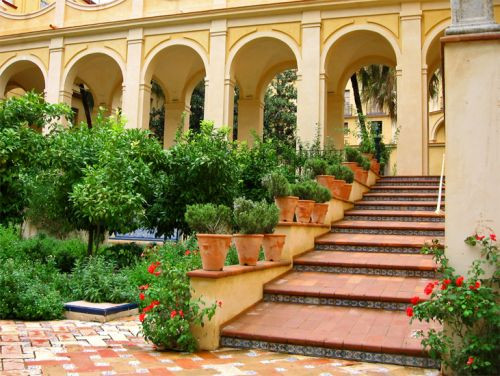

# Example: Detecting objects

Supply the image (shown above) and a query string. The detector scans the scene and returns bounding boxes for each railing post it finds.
[436,153,445,214]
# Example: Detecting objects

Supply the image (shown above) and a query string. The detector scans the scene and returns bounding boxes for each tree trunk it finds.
[87,228,94,256]
[79,84,93,129]
[350,74,367,136]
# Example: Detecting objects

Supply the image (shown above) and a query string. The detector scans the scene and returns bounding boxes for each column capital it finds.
[446,0,500,35]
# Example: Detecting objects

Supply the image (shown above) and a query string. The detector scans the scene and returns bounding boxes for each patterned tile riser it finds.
[220,337,441,369]
[374,182,441,186]
[363,196,441,202]
[343,215,444,222]
[370,189,441,193]
[264,293,411,311]
[354,205,441,211]
[330,228,445,236]
[293,264,438,278]
[315,244,423,254]
[378,177,442,182]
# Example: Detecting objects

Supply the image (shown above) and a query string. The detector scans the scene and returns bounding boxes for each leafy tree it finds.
[0,92,71,227]
[189,80,205,133]
[27,110,166,255]
[146,121,240,237]
[263,69,297,148]
[149,80,165,145]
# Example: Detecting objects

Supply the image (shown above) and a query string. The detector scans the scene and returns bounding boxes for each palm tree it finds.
[358,65,397,122]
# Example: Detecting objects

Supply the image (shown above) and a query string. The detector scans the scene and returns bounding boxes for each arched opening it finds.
[63,52,124,125]
[228,36,298,145]
[143,42,206,147]
[323,29,398,157]
[0,59,45,99]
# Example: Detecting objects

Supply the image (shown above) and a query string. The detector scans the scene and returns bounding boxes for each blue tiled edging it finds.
[64,302,138,316]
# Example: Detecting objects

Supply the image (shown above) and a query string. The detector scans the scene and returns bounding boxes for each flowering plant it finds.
[138,239,218,352]
[410,234,499,375]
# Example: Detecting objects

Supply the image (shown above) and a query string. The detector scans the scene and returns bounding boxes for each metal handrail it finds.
[435,153,445,214]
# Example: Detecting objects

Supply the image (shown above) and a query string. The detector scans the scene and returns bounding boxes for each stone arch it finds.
[430,115,445,142]
[226,30,302,79]
[422,19,450,76]
[0,54,47,98]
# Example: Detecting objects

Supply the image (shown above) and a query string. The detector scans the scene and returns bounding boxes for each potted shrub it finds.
[291,180,317,224]
[304,157,328,179]
[185,204,232,271]
[338,165,355,201]
[343,146,368,184]
[261,203,285,261]
[262,172,298,222]
[233,198,270,266]
[310,183,331,224]
[322,164,346,197]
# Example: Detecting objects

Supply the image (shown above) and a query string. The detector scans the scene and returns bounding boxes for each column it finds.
[204,19,227,127]
[163,102,190,147]
[45,37,64,104]
[53,0,65,28]
[325,92,345,148]
[443,0,500,276]
[296,11,321,145]
[237,98,264,145]
[396,3,423,175]
[122,28,144,129]
[139,83,151,131]
[421,66,429,174]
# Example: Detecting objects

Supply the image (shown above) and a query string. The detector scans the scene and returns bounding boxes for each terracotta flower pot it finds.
[311,203,329,224]
[340,183,352,201]
[362,153,374,160]
[371,160,380,175]
[274,196,299,222]
[262,234,286,261]
[316,175,335,192]
[330,179,345,198]
[196,234,232,271]
[233,234,264,266]
[359,169,369,184]
[295,200,315,224]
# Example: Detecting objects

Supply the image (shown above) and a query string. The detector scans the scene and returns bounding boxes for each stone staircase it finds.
[220,176,444,369]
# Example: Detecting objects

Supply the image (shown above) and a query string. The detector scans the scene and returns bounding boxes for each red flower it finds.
[185,250,191,256]
[139,313,146,322]
[139,293,145,301]
[218,300,223,308]
[139,284,149,291]
[440,280,451,290]
[475,234,485,241]
[467,357,474,366]
[152,300,160,307]
[179,310,184,318]
[154,271,161,276]
[143,300,160,313]
[433,281,439,286]
[491,234,497,241]
[424,283,435,295]
[410,296,420,305]
[469,281,481,291]
[406,307,413,317]
[170,310,177,319]
[456,276,464,287]
[148,261,161,275]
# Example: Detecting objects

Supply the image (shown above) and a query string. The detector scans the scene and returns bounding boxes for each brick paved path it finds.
[0,317,438,375]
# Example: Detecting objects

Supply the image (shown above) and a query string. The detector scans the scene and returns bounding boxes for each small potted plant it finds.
[322,164,346,197]
[233,198,269,266]
[185,204,232,271]
[310,183,331,224]
[262,171,298,222]
[338,165,355,201]
[261,203,285,261]
[343,146,368,184]
[291,180,317,224]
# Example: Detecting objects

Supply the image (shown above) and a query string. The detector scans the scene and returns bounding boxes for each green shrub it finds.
[311,183,331,203]
[327,164,355,184]
[139,241,217,352]
[261,171,291,198]
[304,158,328,178]
[233,198,276,234]
[69,256,136,303]
[360,158,371,171]
[291,180,318,201]
[344,146,360,163]
[99,242,144,269]
[185,204,232,234]
[0,258,65,320]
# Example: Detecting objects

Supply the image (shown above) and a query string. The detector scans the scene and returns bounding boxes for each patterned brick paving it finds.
[0,318,437,375]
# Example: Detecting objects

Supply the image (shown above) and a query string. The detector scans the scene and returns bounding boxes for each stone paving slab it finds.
[0,317,439,375]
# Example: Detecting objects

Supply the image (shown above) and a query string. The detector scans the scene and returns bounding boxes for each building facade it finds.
[1,0,498,174]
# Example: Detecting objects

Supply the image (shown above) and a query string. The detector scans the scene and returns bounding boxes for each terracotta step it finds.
[221,302,440,368]
[294,250,437,278]
[378,176,442,182]
[363,193,444,202]
[374,181,442,186]
[344,210,444,223]
[315,232,442,254]
[330,220,444,236]
[371,186,443,193]
[354,201,444,211]
[264,271,432,306]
